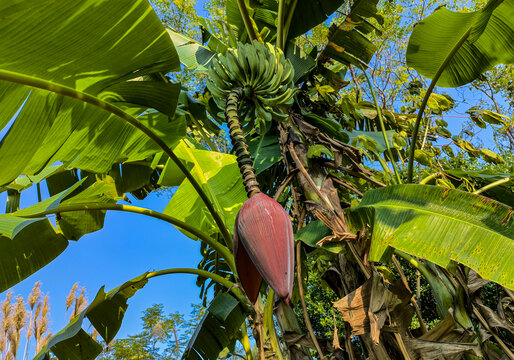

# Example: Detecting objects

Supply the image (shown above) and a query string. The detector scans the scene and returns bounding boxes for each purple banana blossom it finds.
[234,193,294,304]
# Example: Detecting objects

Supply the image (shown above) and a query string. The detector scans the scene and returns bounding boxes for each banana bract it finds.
[207,41,295,133]
[234,214,263,304]
[234,193,294,304]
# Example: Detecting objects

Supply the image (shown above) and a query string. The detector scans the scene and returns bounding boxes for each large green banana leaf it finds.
[182,293,246,360]
[321,0,383,67]
[167,29,216,72]
[160,141,247,239]
[225,0,247,41]
[406,0,514,87]
[248,134,283,174]
[348,185,514,289]
[287,0,345,40]
[0,165,64,194]
[0,216,67,292]
[0,0,181,185]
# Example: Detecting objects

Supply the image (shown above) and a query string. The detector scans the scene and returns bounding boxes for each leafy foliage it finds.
[34,274,148,360]
[349,185,514,289]
[0,0,181,184]
[161,141,247,239]
[2,0,514,358]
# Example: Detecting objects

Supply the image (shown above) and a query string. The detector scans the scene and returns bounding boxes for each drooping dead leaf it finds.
[332,311,342,350]
[395,310,484,360]
[389,280,415,333]
[322,267,346,298]
[333,275,402,344]
[482,341,509,360]
[283,332,315,349]
[334,278,371,337]
[498,296,514,327]
[476,301,514,335]
[283,331,347,358]
[281,332,312,360]
[360,335,394,360]
[467,270,489,293]
[420,311,475,343]
[402,337,482,360]
[369,276,404,344]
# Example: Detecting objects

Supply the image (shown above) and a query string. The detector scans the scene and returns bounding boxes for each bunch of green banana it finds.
[206,40,295,133]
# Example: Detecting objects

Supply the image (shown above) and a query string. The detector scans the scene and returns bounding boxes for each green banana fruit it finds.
[206,40,295,133]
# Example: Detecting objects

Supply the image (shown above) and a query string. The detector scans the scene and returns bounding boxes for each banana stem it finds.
[277,0,286,50]
[240,323,253,360]
[376,154,394,181]
[145,268,250,309]
[296,242,326,359]
[264,290,284,360]
[473,177,510,195]
[237,0,258,42]
[106,267,250,311]
[420,171,443,185]
[146,268,236,291]
[361,69,401,184]
[407,29,471,183]
[226,88,261,198]
[16,203,236,273]
[282,0,299,48]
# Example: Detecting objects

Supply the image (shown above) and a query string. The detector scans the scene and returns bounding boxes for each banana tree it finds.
[1,0,514,359]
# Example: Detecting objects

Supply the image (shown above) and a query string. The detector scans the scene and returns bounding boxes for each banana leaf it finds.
[321,0,383,67]
[161,142,247,239]
[248,134,283,174]
[0,0,181,185]
[182,293,246,360]
[287,0,345,40]
[446,169,514,207]
[168,29,216,72]
[0,179,117,292]
[406,0,514,87]
[349,184,514,289]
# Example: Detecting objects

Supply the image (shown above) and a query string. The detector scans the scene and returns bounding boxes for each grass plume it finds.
[0,291,13,360]
[9,296,27,358]
[65,283,78,312]
[28,282,42,311]
[35,295,50,354]
[23,281,42,360]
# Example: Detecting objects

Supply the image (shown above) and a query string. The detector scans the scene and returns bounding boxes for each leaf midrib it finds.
[359,201,512,241]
